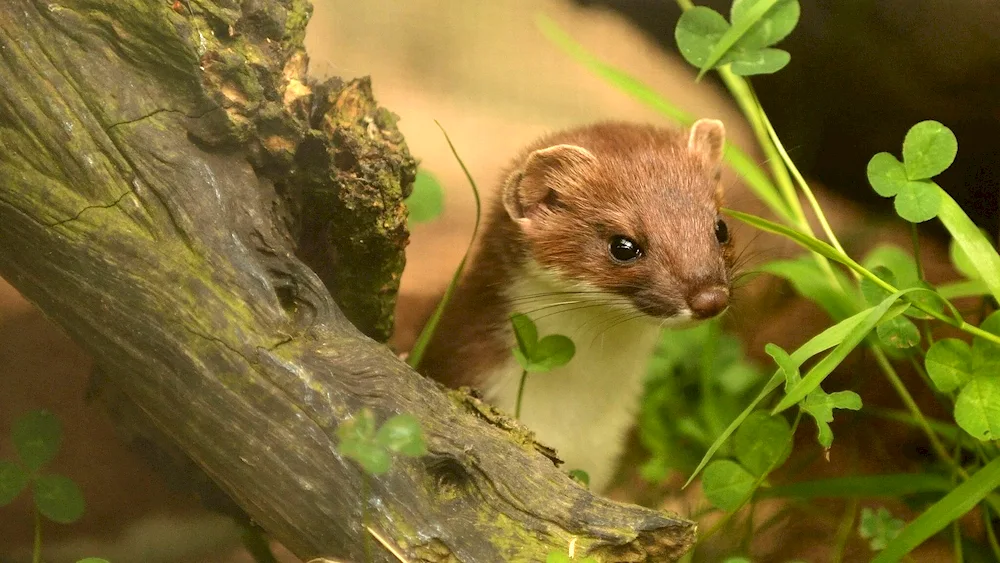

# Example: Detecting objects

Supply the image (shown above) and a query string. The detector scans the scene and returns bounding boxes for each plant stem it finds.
[871,347,968,482]
[362,474,372,563]
[33,506,42,563]
[831,497,858,563]
[952,519,963,562]
[718,70,845,290]
[694,412,802,546]
[911,224,925,280]
[515,369,528,419]
[985,503,1000,562]
[240,524,279,563]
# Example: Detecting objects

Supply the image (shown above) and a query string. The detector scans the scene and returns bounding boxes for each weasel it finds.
[418,119,735,492]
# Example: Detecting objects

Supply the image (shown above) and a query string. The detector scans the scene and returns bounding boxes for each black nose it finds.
[688,286,729,319]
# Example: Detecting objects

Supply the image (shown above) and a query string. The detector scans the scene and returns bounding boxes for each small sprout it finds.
[76,559,111,563]
[859,507,905,551]
[767,343,861,449]
[1,410,87,525]
[336,408,427,475]
[511,313,575,373]
[568,469,590,488]
[510,314,576,418]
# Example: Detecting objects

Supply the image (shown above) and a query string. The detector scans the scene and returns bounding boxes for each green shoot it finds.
[407,122,482,368]
[509,313,575,418]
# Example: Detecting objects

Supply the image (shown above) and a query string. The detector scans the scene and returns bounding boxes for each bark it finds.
[0,1,695,561]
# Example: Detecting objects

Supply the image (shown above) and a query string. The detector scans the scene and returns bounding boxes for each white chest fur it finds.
[481,266,672,492]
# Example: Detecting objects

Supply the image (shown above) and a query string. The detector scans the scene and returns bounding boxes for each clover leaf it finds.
[13,409,62,472]
[954,377,1000,442]
[33,474,85,524]
[703,459,755,511]
[675,0,800,77]
[0,461,29,506]
[925,339,973,393]
[902,121,958,181]
[337,408,427,475]
[734,411,791,476]
[801,388,862,449]
[867,121,958,223]
[510,314,575,372]
[859,507,904,551]
[374,414,428,458]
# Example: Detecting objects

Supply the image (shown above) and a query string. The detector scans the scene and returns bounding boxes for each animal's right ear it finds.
[503,144,596,224]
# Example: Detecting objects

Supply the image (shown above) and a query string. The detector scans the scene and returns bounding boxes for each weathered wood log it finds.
[0,1,696,561]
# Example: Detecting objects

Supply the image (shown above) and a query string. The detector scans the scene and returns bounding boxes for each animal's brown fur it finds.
[419,120,734,387]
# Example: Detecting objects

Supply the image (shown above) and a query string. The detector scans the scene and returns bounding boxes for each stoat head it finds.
[502,119,735,322]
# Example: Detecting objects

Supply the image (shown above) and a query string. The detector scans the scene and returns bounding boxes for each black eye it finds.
[715,219,730,244]
[609,235,642,263]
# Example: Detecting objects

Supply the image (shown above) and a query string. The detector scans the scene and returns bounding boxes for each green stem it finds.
[952,519,963,563]
[362,474,372,563]
[33,505,42,563]
[719,71,800,219]
[755,92,846,254]
[831,497,858,563]
[515,369,528,419]
[985,503,1000,563]
[871,347,968,482]
[694,412,802,546]
[911,223,925,280]
[717,67,844,289]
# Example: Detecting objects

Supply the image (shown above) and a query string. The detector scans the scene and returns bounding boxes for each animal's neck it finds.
[479,263,665,491]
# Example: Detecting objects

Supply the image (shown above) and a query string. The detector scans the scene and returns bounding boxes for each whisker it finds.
[528,301,633,324]
[589,311,647,346]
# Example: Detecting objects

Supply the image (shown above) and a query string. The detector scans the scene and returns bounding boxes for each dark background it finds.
[576,0,1000,238]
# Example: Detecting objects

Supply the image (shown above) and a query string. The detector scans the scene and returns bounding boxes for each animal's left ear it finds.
[687,118,726,169]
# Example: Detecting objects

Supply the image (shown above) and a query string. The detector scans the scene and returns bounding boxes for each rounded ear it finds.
[687,118,726,168]
[502,144,596,223]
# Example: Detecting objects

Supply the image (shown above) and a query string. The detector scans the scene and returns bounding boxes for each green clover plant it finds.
[509,313,575,419]
[336,408,428,475]
[0,409,108,563]
[536,0,1000,560]
[859,507,905,552]
[1,410,84,524]
[336,408,427,563]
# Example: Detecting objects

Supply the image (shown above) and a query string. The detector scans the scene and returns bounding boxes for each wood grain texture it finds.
[0,1,695,560]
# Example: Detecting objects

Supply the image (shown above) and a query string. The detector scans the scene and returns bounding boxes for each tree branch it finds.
[0,1,695,561]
